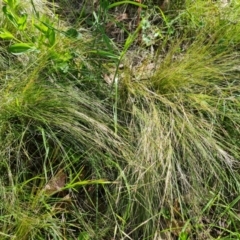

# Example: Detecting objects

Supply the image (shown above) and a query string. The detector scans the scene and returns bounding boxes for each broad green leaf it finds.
[46,28,55,46]
[8,43,37,55]
[3,0,19,9]
[2,6,18,28]
[34,23,48,34]
[0,28,14,39]
[17,14,27,31]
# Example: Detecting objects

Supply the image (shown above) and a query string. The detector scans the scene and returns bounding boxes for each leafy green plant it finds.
[0,0,83,73]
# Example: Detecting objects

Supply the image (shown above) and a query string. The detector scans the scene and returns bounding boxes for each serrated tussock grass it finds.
[116,6,240,239]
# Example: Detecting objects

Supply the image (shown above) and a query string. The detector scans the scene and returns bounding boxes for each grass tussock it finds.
[1,0,240,239]
[118,47,240,238]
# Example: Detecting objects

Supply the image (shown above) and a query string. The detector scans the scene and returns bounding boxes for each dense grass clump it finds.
[0,62,128,239]
[118,43,240,239]
[1,0,240,239]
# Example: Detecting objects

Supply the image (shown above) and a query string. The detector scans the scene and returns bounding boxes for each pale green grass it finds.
[115,1,240,239]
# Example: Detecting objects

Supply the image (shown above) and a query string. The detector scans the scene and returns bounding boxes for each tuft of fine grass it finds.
[113,1,240,238]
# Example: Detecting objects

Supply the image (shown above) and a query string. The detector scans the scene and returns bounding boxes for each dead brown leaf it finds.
[43,169,67,196]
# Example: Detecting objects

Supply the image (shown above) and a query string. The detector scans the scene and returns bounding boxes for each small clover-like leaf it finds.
[65,28,81,39]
